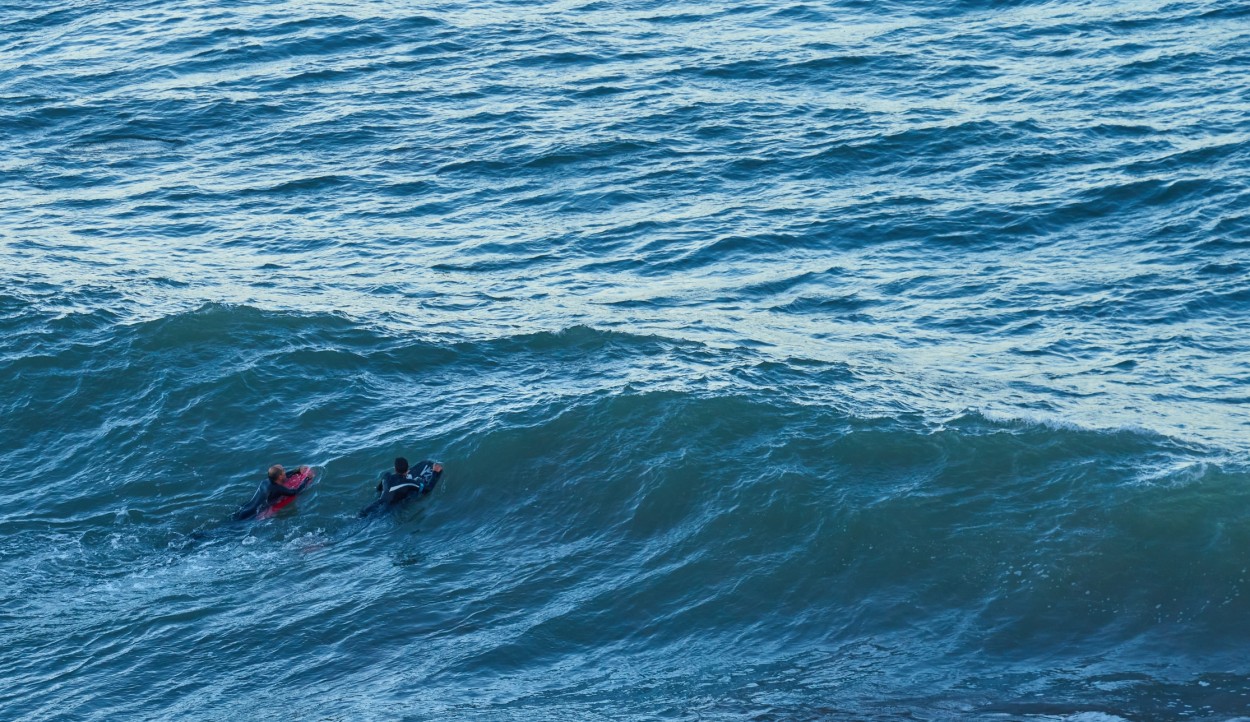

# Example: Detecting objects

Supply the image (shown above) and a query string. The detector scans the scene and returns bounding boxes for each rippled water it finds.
[3,1,1250,720]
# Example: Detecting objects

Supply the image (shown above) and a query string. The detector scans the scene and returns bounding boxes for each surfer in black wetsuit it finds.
[232,464,314,521]
[359,457,442,517]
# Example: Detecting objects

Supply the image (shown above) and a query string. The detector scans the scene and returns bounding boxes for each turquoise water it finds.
[3,1,1250,720]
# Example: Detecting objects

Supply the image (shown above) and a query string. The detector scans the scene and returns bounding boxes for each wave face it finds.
[3,1,1250,720]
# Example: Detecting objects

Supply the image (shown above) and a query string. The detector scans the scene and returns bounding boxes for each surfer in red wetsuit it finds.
[232,464,314,520]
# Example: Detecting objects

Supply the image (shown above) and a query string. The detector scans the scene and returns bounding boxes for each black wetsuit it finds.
[232,468,311,521]
[359,460,441,517]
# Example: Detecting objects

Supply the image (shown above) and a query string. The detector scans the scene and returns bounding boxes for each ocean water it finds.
[3,0,1250,720]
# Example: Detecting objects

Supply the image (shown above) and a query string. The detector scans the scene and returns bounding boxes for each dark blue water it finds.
[3,1,1250,720]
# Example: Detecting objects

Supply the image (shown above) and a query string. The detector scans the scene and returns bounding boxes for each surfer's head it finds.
[268,464,286,483]
[394,457,409,475]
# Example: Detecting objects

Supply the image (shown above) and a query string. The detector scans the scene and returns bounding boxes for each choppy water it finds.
[3,1,1250,720]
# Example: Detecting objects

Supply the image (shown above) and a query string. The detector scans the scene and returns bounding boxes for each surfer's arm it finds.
[292,468,314,490]
[268,480,303,497]
[232,501,261,521]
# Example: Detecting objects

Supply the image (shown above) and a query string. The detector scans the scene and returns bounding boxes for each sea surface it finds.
[3,1,1250,720]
